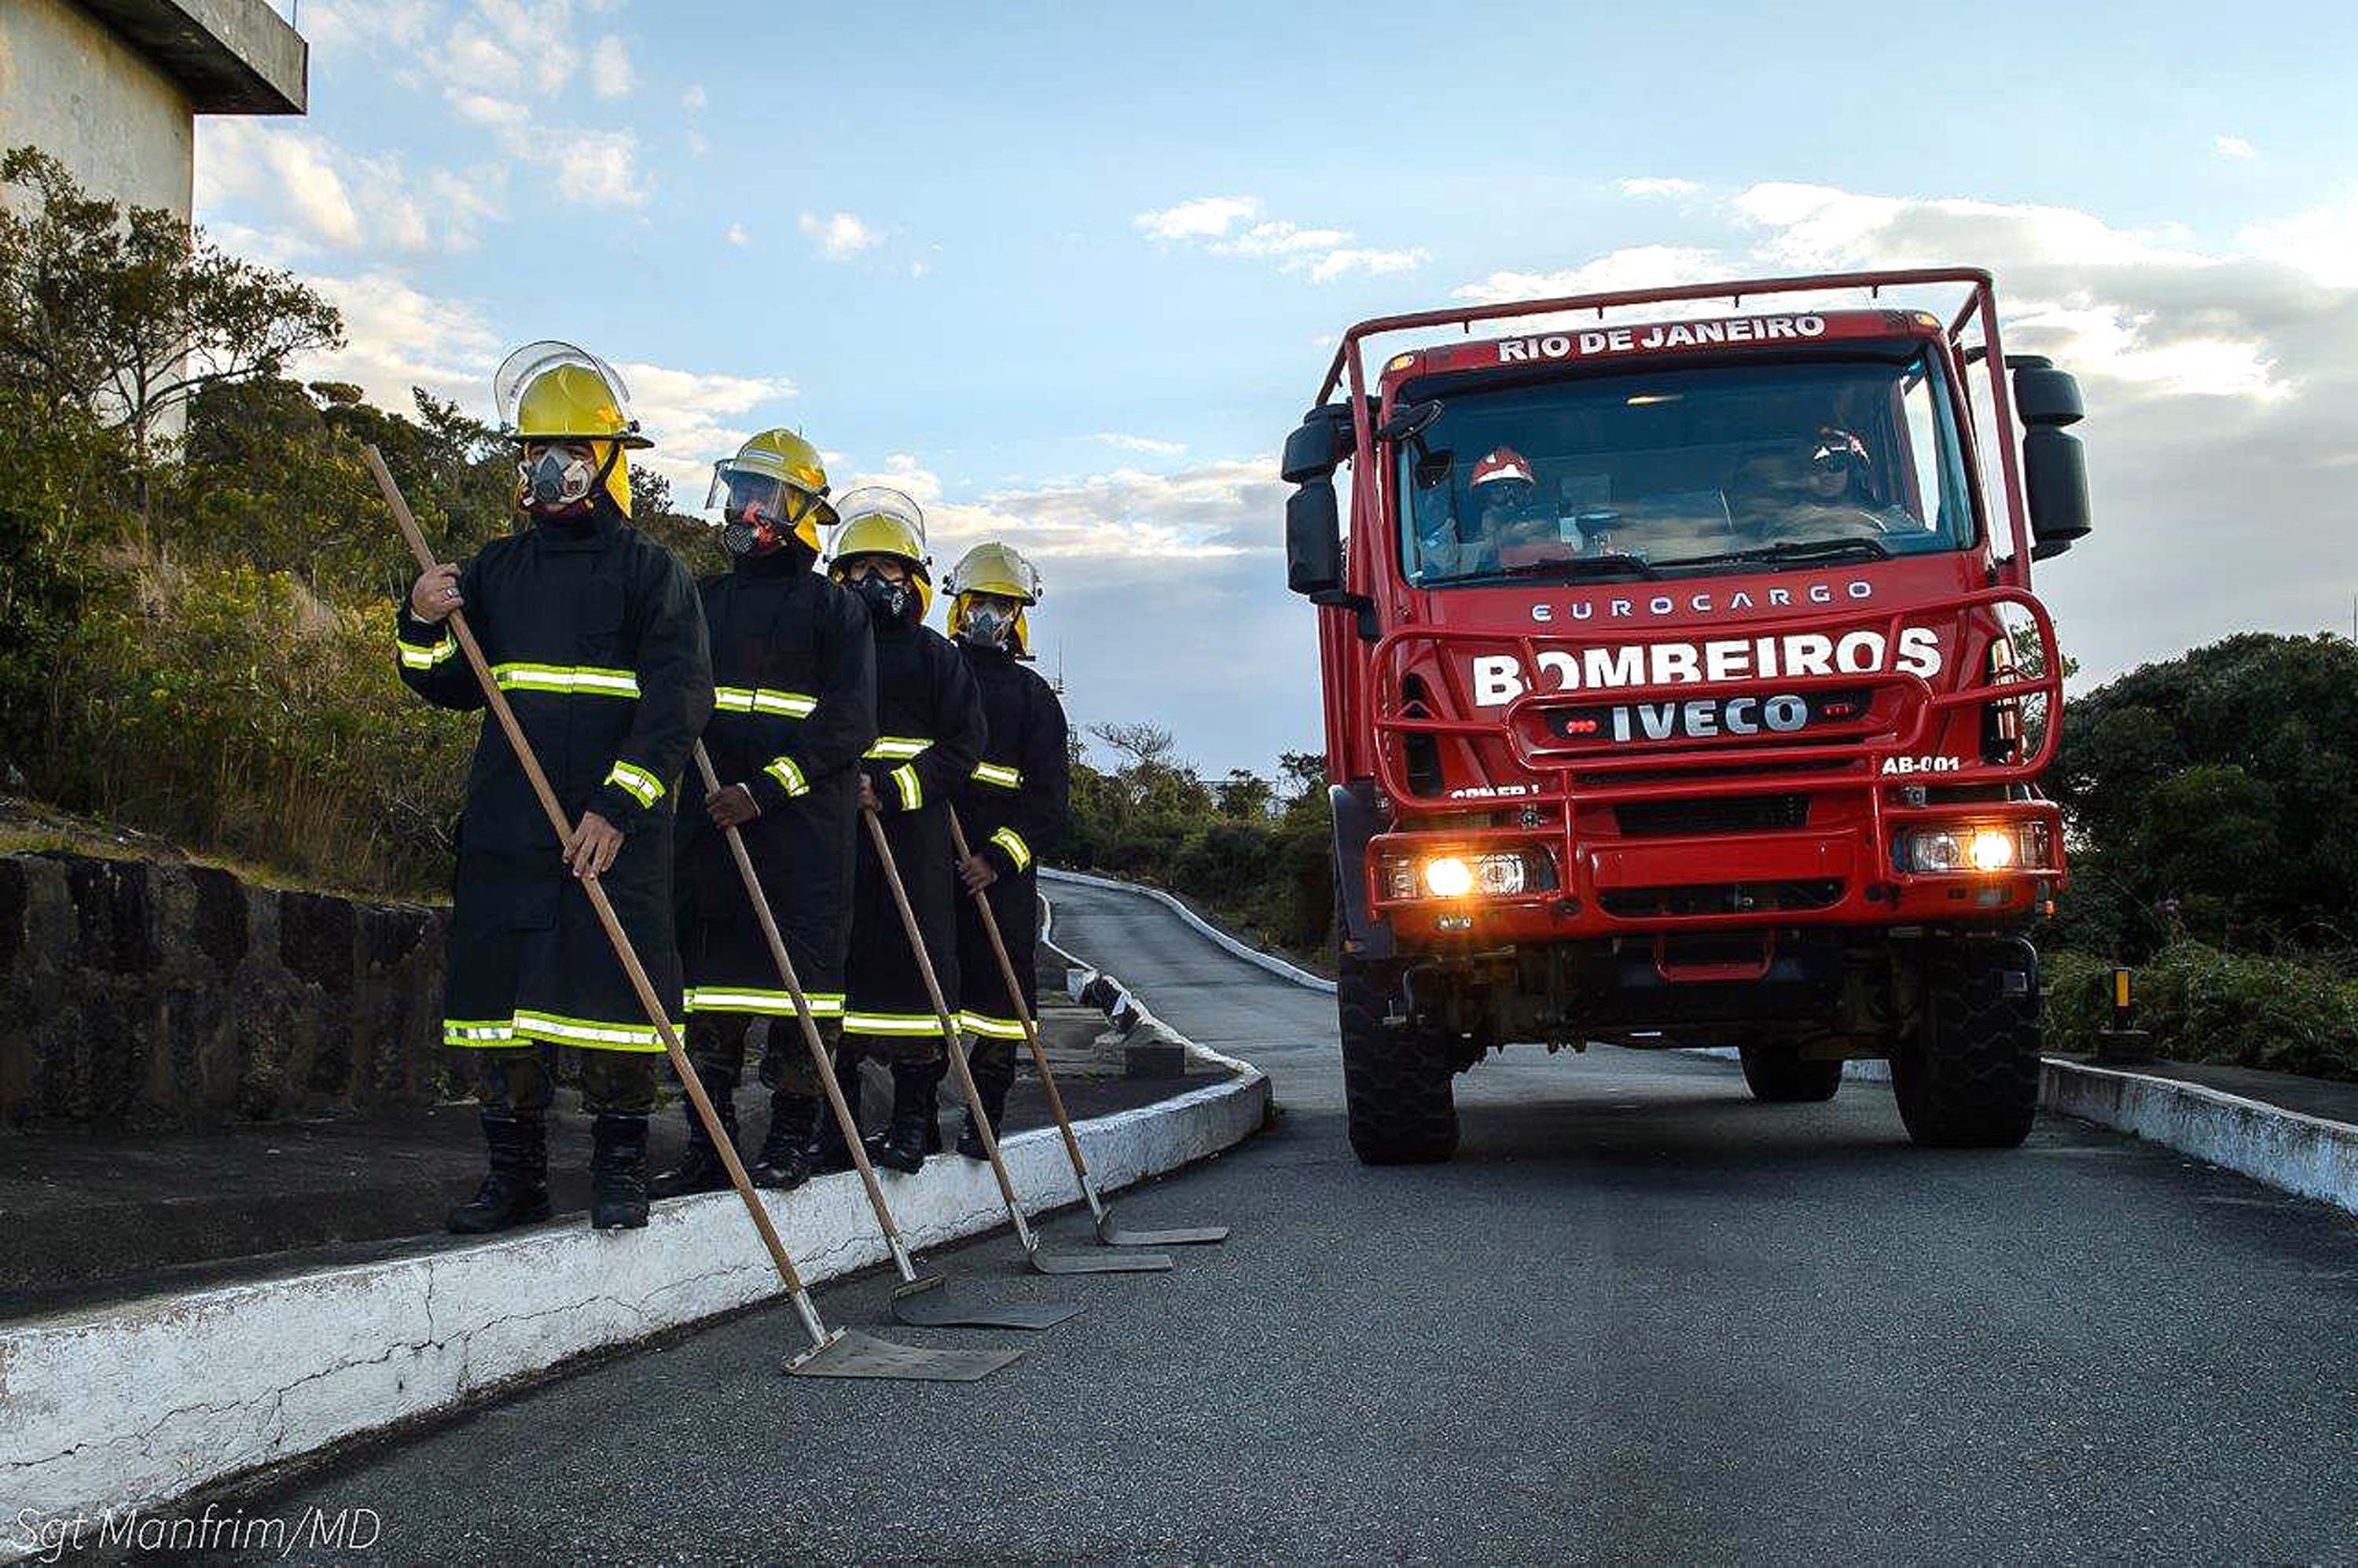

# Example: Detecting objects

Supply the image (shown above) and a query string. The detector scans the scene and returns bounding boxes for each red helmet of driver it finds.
[1470,446,1537,496]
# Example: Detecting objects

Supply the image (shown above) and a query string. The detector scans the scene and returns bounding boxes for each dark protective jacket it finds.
[953,641,1071,1040]
[396,502,713,1054]
[675,542,876,1022]
[843,612,984,1053]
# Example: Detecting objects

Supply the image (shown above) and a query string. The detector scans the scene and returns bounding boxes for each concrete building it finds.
[0,0,306,218]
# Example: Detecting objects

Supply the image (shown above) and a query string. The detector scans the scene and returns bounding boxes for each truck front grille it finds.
[1612,795,1810,837]
[1599,879,1844,918]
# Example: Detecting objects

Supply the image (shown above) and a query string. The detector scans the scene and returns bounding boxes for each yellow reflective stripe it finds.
[971,762,1022,788]
[989,826,1033,871]
[399,633,457,670]
[713,685,817,718]
[763,755,809,796]
[512,1009,677,1052]
[960,1012,1030,1041]
[685,989,843,1017]
[604,760,664,808]
[444,1018,516,1046]
[892,764,923,811]
[490,663,641,698]
[843,1011,948,1037]
[865,736,932,760]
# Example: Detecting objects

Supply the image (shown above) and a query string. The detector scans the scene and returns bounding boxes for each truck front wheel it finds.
[1739,1045,1843,1103]
[1337,950,1459,1165]
[1890,938,2042,1148]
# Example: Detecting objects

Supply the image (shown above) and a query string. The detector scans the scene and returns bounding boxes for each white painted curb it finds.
[1680,1048,2358,1217]
[1042,867,1335,995]
[0,1028,1269,1547]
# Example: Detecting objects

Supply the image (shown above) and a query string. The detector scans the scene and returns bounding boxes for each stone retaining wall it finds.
[0,853,447,1128]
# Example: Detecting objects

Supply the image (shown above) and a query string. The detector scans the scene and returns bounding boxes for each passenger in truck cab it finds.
[1470,446,1577,569]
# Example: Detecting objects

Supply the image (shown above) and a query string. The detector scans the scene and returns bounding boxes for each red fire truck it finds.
[1282,269,2087,1162]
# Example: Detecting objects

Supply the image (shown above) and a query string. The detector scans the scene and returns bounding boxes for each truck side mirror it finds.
[1285,477,1342,597]
[1280,403,1357,484]
[2009,356,2091,559]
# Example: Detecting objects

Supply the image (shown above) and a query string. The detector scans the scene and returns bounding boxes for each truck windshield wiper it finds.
[1457,553,1660,585]
[1655,537,1892,571]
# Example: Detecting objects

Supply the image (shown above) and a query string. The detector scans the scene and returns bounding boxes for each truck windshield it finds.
[1398,344,1974,586]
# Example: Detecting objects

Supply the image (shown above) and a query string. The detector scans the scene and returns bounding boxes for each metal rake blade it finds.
[1096,1210,1231,1247]
[784,1327,1022,1382]
[891,1271,1081,1330]
[1028,1242,1173,1275]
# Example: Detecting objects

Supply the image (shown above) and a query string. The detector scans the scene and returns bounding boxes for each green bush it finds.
[2044,942,2358,1082]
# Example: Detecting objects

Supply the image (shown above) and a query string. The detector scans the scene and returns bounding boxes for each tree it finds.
[0,146,343,525]
[1215,769,1274,820]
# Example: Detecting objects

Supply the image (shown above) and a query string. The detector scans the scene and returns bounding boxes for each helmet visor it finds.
[494,340,646,444]
[708,462,822,527]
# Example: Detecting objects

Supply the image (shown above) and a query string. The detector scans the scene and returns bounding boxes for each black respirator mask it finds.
[852,571,915,622]
[520,443,614,516]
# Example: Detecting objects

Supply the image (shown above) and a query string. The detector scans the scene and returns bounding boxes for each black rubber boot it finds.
[810,1052,864,1174]
[648,1059,738,1199]
[749,1091,822,1191]
[957,1064,1013,1162]
[447,1110,552,1234]
[590,1113,651,1230]
[876,1062,938,1175]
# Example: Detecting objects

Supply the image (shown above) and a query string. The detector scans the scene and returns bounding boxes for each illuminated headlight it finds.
[1382,852,1543,901]
[1901,822,2052,875]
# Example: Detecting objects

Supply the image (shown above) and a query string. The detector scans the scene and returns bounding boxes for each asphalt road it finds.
[212,879,2358,1566]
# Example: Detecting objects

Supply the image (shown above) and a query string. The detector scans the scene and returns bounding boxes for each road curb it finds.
[1684,1048,2357,1217]
[0,1030,1269,1547]
[1041,868,1336,994]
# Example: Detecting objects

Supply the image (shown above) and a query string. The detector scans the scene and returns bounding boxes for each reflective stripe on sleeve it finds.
[960,1012,1030,1041]
[891,764,923,811]
[512,1010,675,1052]
[843,1011,948,1038]
[444,1018,517,1047]
[490,663,641,698]
[399,632,458,670]
[763,755,810,796]
[865,736,932,761]
[989,826,1033,871]
[685,988,843,1018]
[971,762,1022,788]
[713,685,818,718]
[604,759,665,808]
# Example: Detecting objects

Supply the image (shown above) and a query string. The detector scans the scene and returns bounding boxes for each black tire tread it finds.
[1891,941,2041,1148]
[1337,953,1458,1165]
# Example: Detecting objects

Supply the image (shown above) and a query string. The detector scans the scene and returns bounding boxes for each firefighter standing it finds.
[399,341,713,1233]
[652,430,876,1199]
[944,543,1068,1157]
[827,489,984,1175]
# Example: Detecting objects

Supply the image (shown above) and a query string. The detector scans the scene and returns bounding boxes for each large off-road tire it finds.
[1337,949,1458,1165]
[1739,1045,1843,1103]
[1890,938,2041,1149]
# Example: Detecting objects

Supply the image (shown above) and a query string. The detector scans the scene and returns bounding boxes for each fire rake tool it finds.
[861,806,1171,1275]
[949,808,1230,1248]
[369,445,1016,1382]
[690,744,1077,1331]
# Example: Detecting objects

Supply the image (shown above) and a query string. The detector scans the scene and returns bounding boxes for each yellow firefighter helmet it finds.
[944,541,1042,655]
[494,340,648,515]
[828,487,933,618]
[706,428,836,552]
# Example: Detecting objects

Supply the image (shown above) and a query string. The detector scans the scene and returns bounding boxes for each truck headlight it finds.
[1901,822,2051,875]
[1423,855,1475,898]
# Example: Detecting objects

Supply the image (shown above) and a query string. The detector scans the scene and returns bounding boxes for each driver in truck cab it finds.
[1412,446,1581,578]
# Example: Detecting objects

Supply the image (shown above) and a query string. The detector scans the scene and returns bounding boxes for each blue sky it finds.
[202,0,2358,773]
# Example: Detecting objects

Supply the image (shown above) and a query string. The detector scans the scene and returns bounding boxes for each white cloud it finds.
[546,128,647,207]
[1618,177,1702,197]
[448,91,530,128]
[590,34,634,98]
[1092,432,1187,455]
[799,211,883,259]
[682,83,708,112]
[725,222,749,247]
[2214,134,2257,160]
[1133,194,1426,283]
[198,121,498,256]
